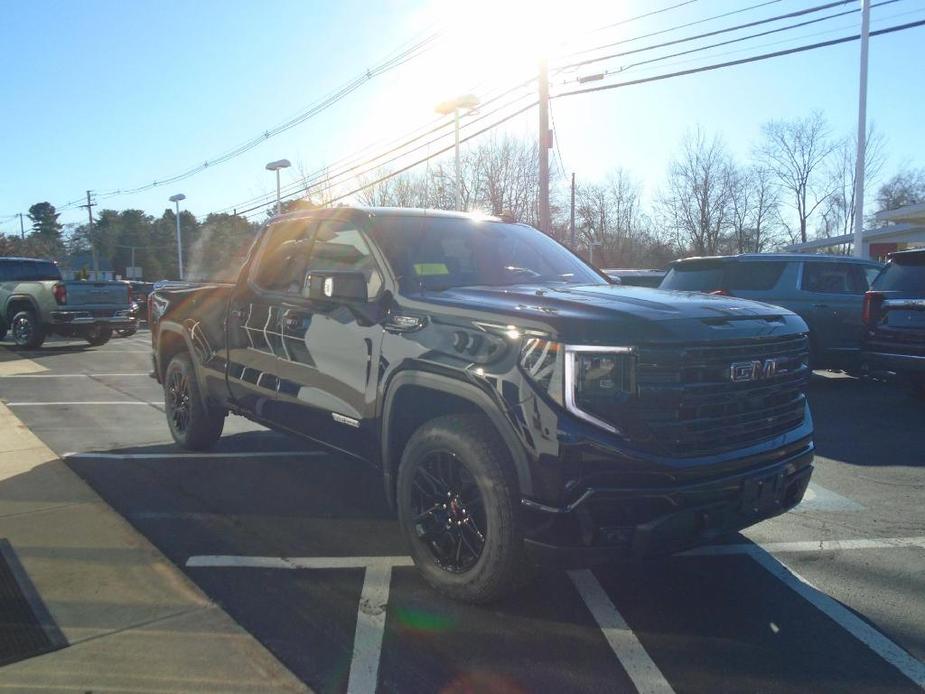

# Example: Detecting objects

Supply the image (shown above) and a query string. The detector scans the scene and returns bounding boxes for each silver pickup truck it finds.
[0,257,135,349]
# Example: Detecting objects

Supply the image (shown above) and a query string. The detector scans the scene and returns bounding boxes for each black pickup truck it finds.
[149,207,814,602]
[863,248,925,393]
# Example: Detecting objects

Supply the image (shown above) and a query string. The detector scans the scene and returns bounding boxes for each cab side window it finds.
[801,262,870,294]
[305,220,383,297]
[252,219,314,294]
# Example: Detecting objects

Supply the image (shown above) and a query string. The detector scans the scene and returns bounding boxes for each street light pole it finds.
[169,194,186,280]
[538,57,551,234]
[436,94,480,211]
[852,0,871,258]
[453,106,461,211]
[265,159,291,215]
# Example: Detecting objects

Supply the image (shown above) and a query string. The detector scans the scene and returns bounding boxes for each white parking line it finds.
[64,450,327,460]
[681,536,925,556]
[797,482,865,512]
[347,564,393,694]
[569,569,675,694]
[6,401,160,406]
[748,546,925,688]
[0,372,150,378]
[186,555,414,569]
[12,350,152,354]
[187,538,925,692]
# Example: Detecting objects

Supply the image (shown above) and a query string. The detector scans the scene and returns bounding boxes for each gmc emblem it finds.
[730,358,781,383]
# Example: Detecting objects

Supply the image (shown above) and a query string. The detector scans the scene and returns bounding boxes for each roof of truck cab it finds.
[889,247,925,259]
[0,256,56,263]
[671,253,881,265]
[267,206,504,224]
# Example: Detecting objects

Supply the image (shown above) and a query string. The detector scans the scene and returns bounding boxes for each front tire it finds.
[84,325,113,346]
[116,327,137,338]
[397,414,531,603]
[11,310,46,349]
[164,352,224,450]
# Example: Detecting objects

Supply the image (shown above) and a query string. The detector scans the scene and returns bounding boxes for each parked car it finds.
[660,254,883,370]
[602,268,666,287]
[862,248,925,393]
[0,257,135,348]
[150,208,814,603]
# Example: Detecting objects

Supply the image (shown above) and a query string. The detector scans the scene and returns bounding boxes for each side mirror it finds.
[306,272,368,303]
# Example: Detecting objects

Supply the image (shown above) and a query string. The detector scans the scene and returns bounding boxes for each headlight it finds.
[520,340,636,433]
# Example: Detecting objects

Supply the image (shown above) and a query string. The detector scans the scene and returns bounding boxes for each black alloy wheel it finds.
[166,366,192,436]
[411,451,488,573]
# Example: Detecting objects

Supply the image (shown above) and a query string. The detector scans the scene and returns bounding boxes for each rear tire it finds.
[84,325,113,346]
[116,327,137,338]
[396,414,532,604]
[10,310,46,349]
[164,352,224,450]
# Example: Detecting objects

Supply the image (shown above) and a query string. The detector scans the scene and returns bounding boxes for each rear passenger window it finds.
[725,262,786,291]
[801,262,870,294]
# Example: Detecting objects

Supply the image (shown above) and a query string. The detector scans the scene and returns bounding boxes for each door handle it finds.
[813,304,830,310]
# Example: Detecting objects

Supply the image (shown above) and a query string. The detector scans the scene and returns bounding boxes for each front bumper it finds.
[50,310,136,327]
[520,440,814,567]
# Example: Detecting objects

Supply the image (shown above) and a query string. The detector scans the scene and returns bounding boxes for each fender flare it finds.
[380,370,533,509]
[155,321,210,405]
[4,294,41,323]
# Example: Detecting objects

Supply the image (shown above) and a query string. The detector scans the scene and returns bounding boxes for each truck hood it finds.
[419,284,803,343]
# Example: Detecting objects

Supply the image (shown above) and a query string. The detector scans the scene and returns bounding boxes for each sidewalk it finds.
[0,361,308,692]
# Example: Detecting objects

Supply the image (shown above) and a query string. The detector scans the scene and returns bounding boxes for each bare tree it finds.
[658,128,735,256]
[729,166,781,253]
[758,111,836,244]
[819,124,886,238]
[875,167,925,214]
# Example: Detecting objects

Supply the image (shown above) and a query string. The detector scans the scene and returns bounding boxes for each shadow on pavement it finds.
[808,374,923,468]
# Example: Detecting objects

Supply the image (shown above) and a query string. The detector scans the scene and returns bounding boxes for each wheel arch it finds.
[380,370,533,510]
[5,295,41,324]
[156,322,210,405]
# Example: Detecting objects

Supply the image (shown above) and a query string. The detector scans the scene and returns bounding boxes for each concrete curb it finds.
[0,392,309,692]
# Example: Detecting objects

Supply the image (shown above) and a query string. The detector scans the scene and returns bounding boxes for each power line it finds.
[582,0,702,35]
[247,17,925,218]
[219,78,540,215]
[569,0,902,82]
[555,18,925,99]
[45,28,443,208]
[559,0,852,70]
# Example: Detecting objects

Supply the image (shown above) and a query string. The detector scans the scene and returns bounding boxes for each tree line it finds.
[2,111,923,277]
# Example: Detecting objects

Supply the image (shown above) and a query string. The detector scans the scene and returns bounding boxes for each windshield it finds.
[368,216,605,291]
[660,262,725,290]
[873,254,925,293]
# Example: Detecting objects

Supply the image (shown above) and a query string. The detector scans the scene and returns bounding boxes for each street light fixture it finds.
[435,94,480,211]
[168,193,186,280]
[265,159,291,215]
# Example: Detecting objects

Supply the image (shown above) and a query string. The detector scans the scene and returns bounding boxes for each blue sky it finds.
[1,0,923,233]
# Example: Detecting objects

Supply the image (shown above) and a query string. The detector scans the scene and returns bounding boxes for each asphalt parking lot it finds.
[1,330,923,694]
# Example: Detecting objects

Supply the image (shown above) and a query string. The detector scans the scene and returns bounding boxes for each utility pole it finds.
[80,191,98,276]
[852,0,871,258]
[18,213,25,240]
[570,172,576,249]
[538,58,551,234]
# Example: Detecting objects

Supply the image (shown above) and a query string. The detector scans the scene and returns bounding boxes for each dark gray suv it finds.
[660,254,883,370]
